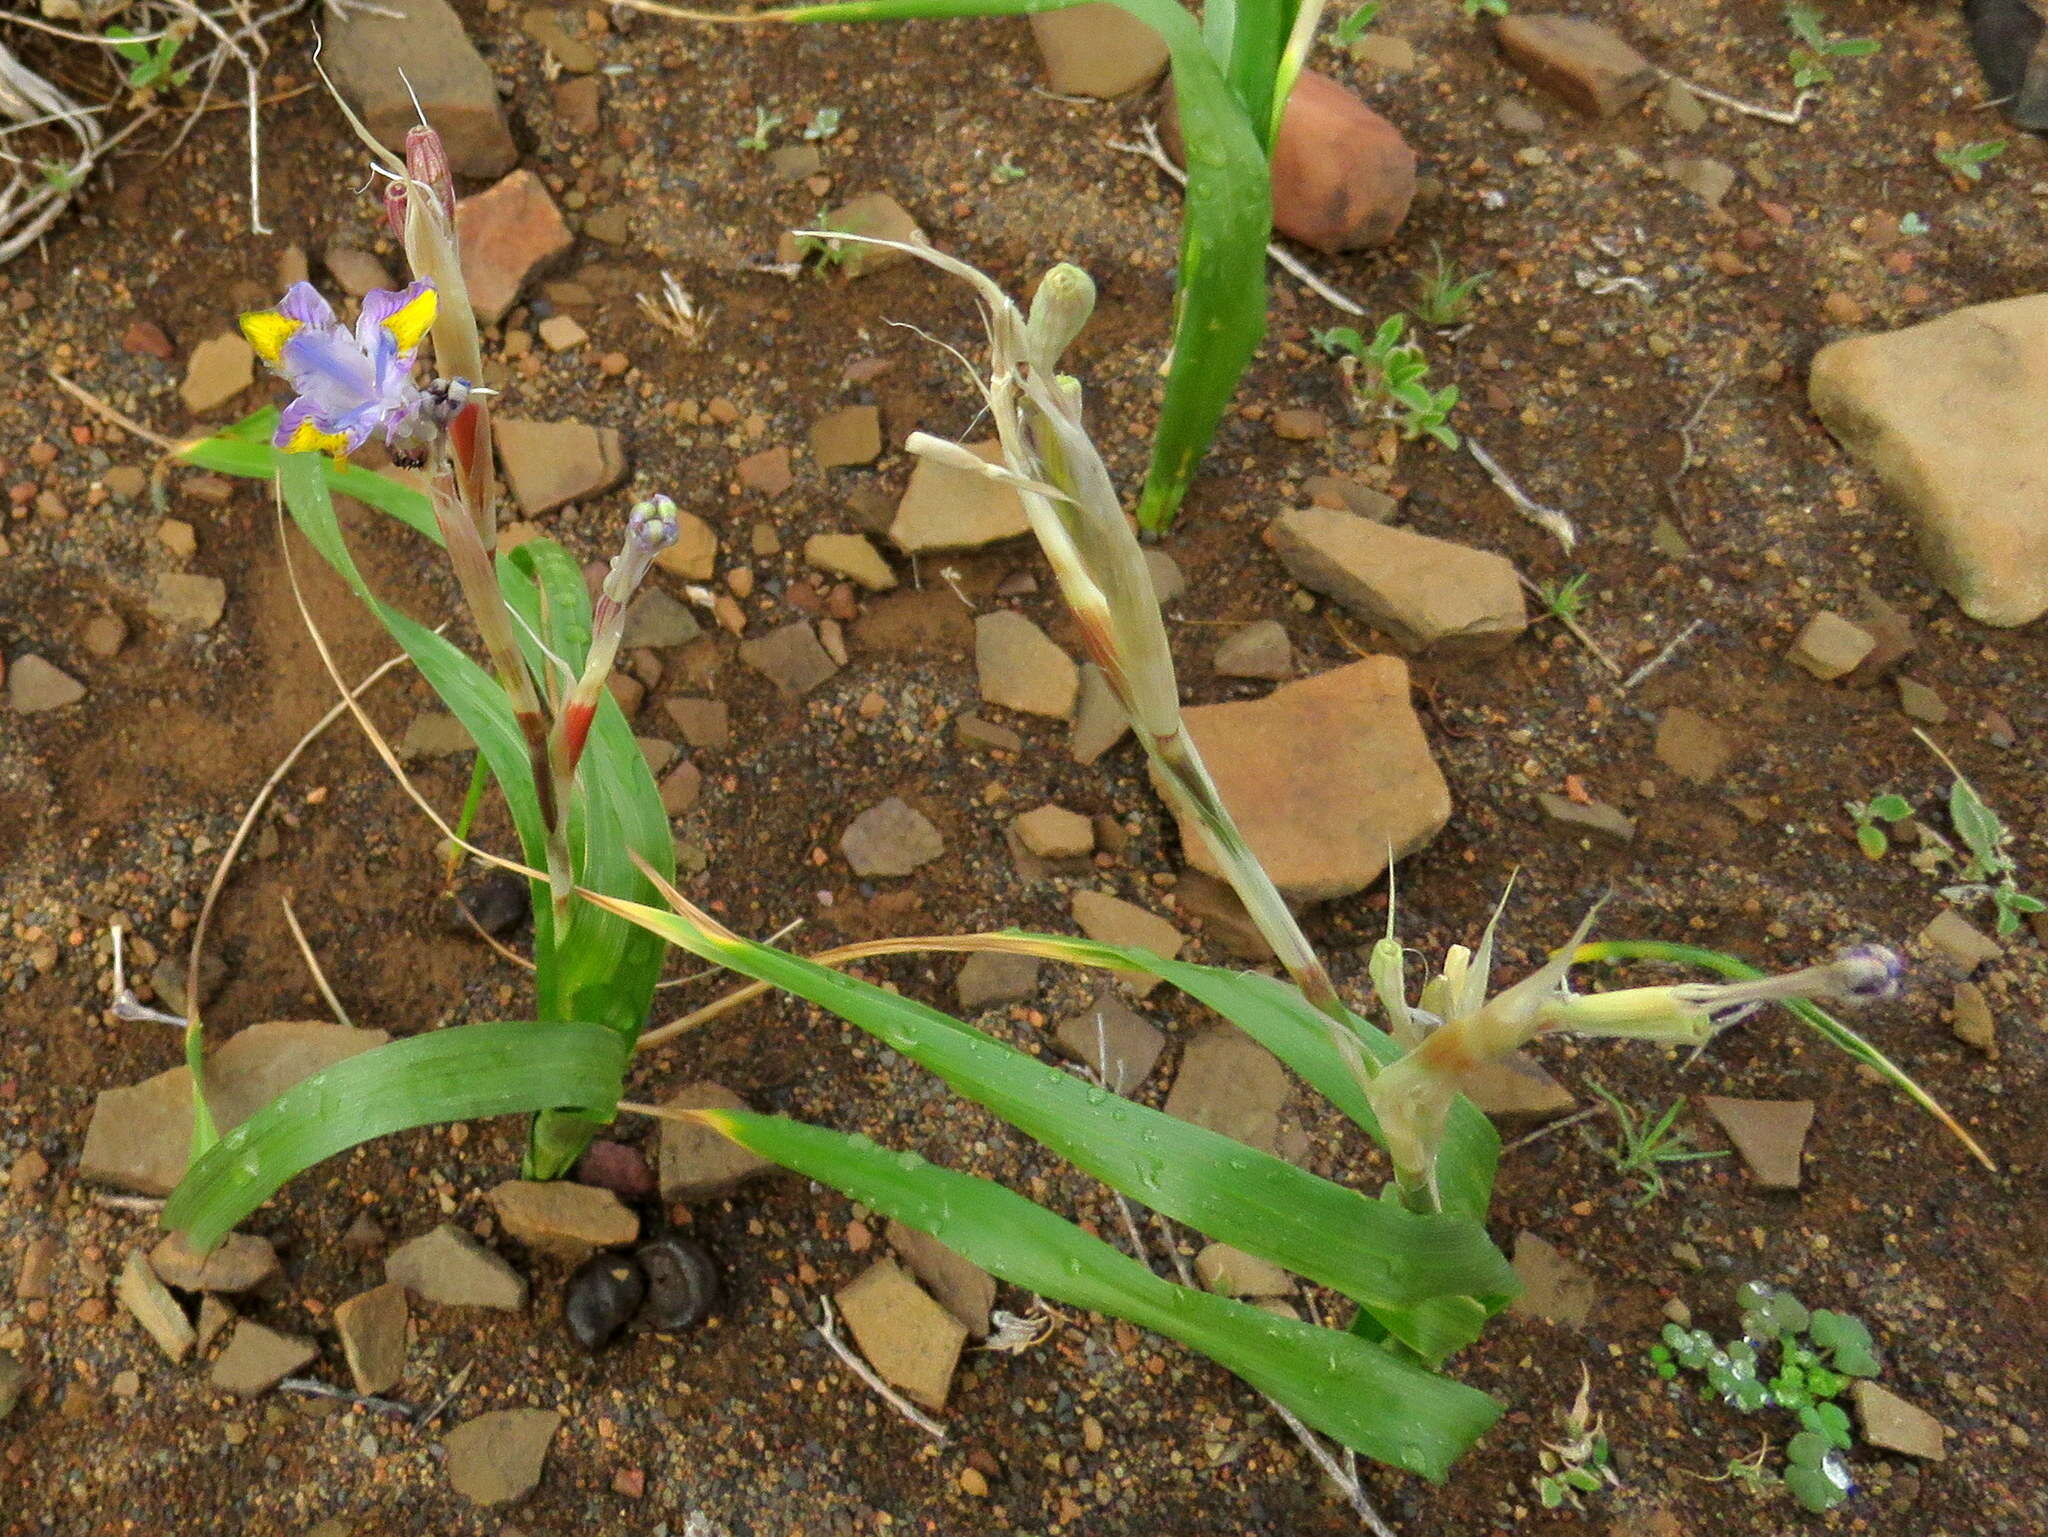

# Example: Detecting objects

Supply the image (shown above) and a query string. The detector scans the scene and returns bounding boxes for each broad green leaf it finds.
[693,1104,1501,1476]
[164,1020,629,1248]
[1011,937,1501,1224]
[598,895,1515,1335]
[182,409,439,540]
[1948,779,2004,867]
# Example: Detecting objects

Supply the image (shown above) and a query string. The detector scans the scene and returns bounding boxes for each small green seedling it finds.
[1463,0,1511,19]
[736,107,784,152]
[1898,211,1930,236]
[1536,572,1592,624]
[1584,1082,1726,1207]
[990,154,1026,185]
[1935,139,2007,183]
[108,24,193,95]
[1336,3,1383,44]
[1314,316,1462,448]
[1783,3,1879,90]
[1919,731,2043,934]
[1534,1370,1620,1511]
[802,107,842,141]
[37,160,84,193]
[1649,1282,1880,1512]
[1846,793,1913,859]
[1411,247,1491,328]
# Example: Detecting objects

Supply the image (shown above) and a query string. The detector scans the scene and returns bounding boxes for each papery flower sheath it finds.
[239,279,438,458]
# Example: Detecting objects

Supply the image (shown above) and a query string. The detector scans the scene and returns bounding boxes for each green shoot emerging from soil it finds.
[1582,1082,1726,1207]
[1463,0,1509,19]
[1935,138,2007,183]
[1782,3,1878,90]
[1535,571,1592,623]
[736,106,784,150]
[109,23,194,95]
[1650,1282,1880,1512]
[1315,316,1461,448]
[1846,792,1913,859]
[1917,730,2043,934]
[1411,246,1490,327]
[1335,2,1382,44]
[803,106,842,139]
[1534,1370,1621,1510]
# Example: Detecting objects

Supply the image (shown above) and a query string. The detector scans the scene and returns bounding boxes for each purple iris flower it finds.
[239,279,439,458]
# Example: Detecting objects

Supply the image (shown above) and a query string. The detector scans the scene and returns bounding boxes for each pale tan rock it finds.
[456,171,573,325]
[444,1408,561,1505]
[117,1250,195,1363]
[885,1221,996,1337]
[1071,891,1183,998]
[1164,1027,1290,1156]
[149,1232,279,1294]
[1496,14,1657,118]
[333,1281,408,1396]
[658,1082,776,1200]
[1013,804,1094,860]
[805,533,897,592]
[1151,658,1449,902]
[494,419,627,516]
[1027,4,1168,98]
[1268,508,1524,656]
[889,441,1030,553]
[210,1320,316,1397]
[180,333,254,414]
[1810,295,2048,626]
[837,1258,967,1410]
[975,611,1078,719]
[1702,1096,1814,1189]
[1508,1231,1597,1325]
[485,1180,639,1259]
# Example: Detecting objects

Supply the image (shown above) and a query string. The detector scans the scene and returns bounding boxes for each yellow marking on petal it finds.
[380,287,438,354]
[239,309,301,366]
[284,418,353,459]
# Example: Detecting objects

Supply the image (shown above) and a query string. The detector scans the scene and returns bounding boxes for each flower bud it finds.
[627,495,681,557]
[1026,263,1096,368]
[404,125,457,223]
[1824,944,1903,1001]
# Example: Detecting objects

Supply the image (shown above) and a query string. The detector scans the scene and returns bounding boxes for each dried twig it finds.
[47,368,180,452]
[1267,1397,1401,1537]
[1465,436,1578,551]
[1501,1104,1602,1155]
[92,1191,168,1213]
[414,1361,472,1431]
[1661,374,1726,525]
[1620,618,1705,692]
[278,1376,415,1419]
[1658,70,1813,126]
[279,891,352,1028]
[1106,121,1365,317]
[815,1295,948,1440]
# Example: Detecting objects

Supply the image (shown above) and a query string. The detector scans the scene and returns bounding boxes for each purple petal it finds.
[276,282,337,330]
[278,325,379,422]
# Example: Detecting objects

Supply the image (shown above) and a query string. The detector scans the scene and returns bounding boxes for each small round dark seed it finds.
[564,1251,646,1352]
[634,1235,720,1333]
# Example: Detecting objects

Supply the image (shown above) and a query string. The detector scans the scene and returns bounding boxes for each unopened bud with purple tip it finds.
[1825,944,1904,1001]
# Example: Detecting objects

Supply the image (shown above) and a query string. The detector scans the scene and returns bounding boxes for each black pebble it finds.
[564,1251,646,1352]
[634,1235,720,1333]
[448,869,530,938]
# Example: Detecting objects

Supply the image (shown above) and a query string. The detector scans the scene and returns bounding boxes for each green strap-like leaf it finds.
[602,897,1516,1335]
[698,1104,1500,1477]
[163,1021,629,1248]
[182,410,440,540]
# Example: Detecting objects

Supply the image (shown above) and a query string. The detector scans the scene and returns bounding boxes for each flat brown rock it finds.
[210,1320,316,1397]
[486,1180,639,1260]
[1163,1026,1291,1156]
[1811,295,2048,626]
[386,1224,527,1310]
[1070,891,1183,997]
[494,419,627,516]
[1508,1231,1597,1326]
[837,1257,968,1410]
[975,612,1078,719]
[1496,14,1657,118]
[658,1082,776,1200]
[1151,658,1450,903]
[1702,1096,1814,1189]
[80,1021,390,1196]
[444,1408,561,1506]
[889,441,1030,553]
[149,1231,279,1294]
[116,1250,195,1363]
[456,171,573,325]
[1268,508,1524,657]
[885,1221,997,1337]
[333,1281,408,1397]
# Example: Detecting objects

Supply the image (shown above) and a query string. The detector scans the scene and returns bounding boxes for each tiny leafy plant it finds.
[1935,139,2007,183]
[1335,2,1383,44]
[1783,3,1879,90]
[736,106,784,151]
[1846,793,1913,859]
[1920,732,2043,934]
[108,24,194,95]
[1534,1371,1620,1510]
[793,213,858,271]
[1410,246,1490,328]
[1463,0,1510,19]
[1899,211,1930,236]
[989,153,1026,184]
[1315,316,1461,448]
[1536,571,1592,624]
[1649,1283,1880,1512]
[1583,1082,1725,1207]
[802,106,842,140]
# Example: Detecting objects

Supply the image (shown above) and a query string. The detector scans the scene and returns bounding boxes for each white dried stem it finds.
[815,1296,948,1440]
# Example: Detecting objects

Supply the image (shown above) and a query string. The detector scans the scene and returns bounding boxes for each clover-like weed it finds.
[1784,3,1879,90]
[1649,1282,1881,1512]
[1846,793,1913,859]
[1315,316,1462,448]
